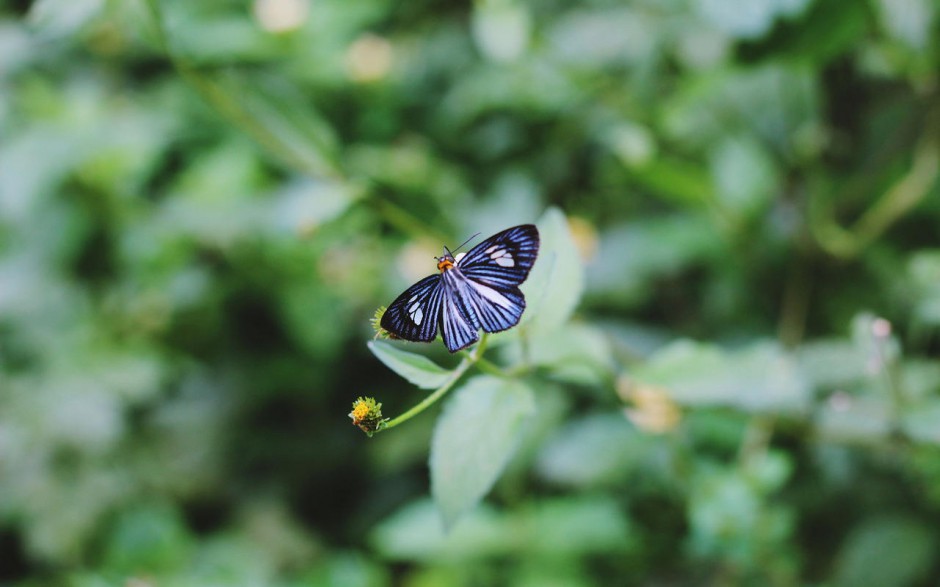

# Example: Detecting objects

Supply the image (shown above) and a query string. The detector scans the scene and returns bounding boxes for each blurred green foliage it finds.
[2,0,940,585]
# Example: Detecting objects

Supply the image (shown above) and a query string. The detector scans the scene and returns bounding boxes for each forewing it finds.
[457,224,540,289]
[380,275,443,342]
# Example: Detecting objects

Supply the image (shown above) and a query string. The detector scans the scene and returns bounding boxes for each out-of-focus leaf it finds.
[371,496,631,561]
[368,341,452,389]
[902,400,940,445]
[370,500,514,562]
[628,156,712,206]
[520,207,584,334]
[472,1,531,63]
[268,178,360,235]
[503,323,613,386]
[764,0,869,63]
[535,413,652,487]
[430,376,535,528]
[27,0,104,39]
[908,250,940,325]
[797,339,869,390]
[664,64,819,157]
[547,8,657,66]
[710,135,779,219]
[833,516,934,587]
[103,503,194,574]
[692,0,811,39]
[586,214,721,303]
[816,396,892,443]
[873,0,934,49]
[687,460,795,566]
[631,340,810,414]
[522,497,633,556]
[292,551,390,587]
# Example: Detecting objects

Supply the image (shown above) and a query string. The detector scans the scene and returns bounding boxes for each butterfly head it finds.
[436,247,456,272]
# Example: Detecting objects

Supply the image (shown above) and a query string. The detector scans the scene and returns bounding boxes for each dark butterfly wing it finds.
[456,224,540,289]
[442,268,526,335]
[380,274,444,342]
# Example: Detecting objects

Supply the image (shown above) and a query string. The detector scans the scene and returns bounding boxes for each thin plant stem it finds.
[381,334,490,431]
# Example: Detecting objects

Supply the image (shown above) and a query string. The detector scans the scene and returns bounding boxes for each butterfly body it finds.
[381,224,540,353]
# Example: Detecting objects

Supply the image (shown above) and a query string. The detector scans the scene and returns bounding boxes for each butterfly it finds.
[381,224,540,353]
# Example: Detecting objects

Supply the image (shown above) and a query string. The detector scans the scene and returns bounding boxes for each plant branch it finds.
[380,334,490,431]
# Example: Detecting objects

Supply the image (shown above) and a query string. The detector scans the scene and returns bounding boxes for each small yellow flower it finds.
[617,375,681,434]
[370,306,395,340]
[349,397,387,437]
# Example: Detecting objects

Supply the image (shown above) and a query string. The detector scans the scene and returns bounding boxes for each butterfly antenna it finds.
[452,232,481,255]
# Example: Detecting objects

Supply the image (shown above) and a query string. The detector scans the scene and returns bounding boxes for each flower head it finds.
[370,306,396,340]
[349,396,387,437]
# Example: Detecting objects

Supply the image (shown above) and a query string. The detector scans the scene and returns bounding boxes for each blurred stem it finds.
[381,334,490,431]
[374,199,451,244]
[874,327,905,432]
[143,0,339,179]
[473,355,508,377]
[777,252,811,347]
[738,415,774,470]
[811,106,940,259]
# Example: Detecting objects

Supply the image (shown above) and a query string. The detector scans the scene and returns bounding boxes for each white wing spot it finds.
[489,248,514,267]
[408,301,423,325]
[454,252,466,264]
[484,245,499,254]
[494,254,514,267]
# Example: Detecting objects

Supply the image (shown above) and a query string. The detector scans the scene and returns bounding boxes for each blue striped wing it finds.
[380,274,444,342]
[443,269,527,335]
[440,277,480,352]
[456,224,540,289]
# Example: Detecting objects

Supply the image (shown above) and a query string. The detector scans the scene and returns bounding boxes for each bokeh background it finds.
[3,0,940,584]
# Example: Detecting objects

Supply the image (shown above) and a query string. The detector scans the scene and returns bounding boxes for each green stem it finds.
[380,334,490,431]
[811,106,940,259]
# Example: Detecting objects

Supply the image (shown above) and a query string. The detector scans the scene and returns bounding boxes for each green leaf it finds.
[103,503,194,573]
[368,341,452,389]
[692,0,811,40]
[535,413,651,487]
[902,400,940,445]
[833,516,934,587]
[371,496,631,562]
[664,64,819,157]
[710,134,779,219]
[504,322,613,386]
[430,375,535,529]
[631,340,810,414]
[27,0,104,39]
[817,396,893,443]
[873,0,934,50]
[520,207,584,334]
[586,214,722,303]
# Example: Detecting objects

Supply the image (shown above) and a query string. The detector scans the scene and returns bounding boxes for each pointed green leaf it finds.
[520,207,584,334]
[430,375,535,529]
[368,341,452,389]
